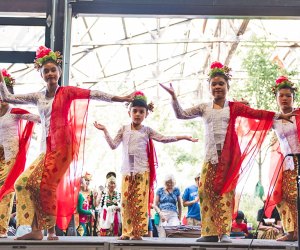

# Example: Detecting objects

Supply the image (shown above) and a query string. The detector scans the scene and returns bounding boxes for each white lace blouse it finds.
[273,116,300,171]
[0,106,40,161]
[103,124,177,174]
[0,83,113,153]
[172,99,229,164]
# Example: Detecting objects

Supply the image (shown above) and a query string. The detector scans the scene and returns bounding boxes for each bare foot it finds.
[0,233,7,238]
[47,233,59,240]
[130,236,143,240]
[277,233,294,241]
[118,235,130,240]
[15,230,43,240]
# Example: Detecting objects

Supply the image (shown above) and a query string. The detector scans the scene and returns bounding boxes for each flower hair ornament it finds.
[272,76,297,94]
[128,91,154,112]
[34,45,62,70]
[208,61,232,80]
[1,69,15,87]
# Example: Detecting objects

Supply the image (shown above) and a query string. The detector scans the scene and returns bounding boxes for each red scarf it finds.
[39,86,90,230]
[0,108,35,200]
[214,102,275,194]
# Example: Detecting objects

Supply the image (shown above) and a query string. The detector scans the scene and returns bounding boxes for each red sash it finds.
[0,108,35,200]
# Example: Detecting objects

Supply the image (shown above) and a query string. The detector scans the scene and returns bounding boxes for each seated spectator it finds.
[231,211,248,238]
[182,173,201,226]
[257,204,283,239]
[154,174,182,237]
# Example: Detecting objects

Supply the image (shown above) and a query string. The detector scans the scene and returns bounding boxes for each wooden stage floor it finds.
[0,237,297,250]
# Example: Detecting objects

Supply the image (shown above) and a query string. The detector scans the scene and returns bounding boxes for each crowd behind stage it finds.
[9,171,283,240]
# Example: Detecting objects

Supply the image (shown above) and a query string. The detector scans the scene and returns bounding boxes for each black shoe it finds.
[220,234,232,243]
[196,236,219,242]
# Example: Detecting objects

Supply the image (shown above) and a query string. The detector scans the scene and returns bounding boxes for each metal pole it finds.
[62,0,72,86]
[50,0,58,50]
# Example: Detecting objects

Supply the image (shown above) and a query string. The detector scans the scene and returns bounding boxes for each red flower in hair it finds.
[134,91,144,96]
[276,76,289,85]
[210,61,223,69]
[36,46,52,59]
[1,69,15,87]
[271,75,297,94]
[1,69,10,77]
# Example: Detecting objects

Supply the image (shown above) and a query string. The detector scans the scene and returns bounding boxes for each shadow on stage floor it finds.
[0,237,297,250]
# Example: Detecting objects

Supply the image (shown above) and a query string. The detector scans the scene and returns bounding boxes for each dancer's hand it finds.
[121,91,135,102]
[159,83,176,99]
[185,136,198,142]
[279,111,297,123]
[233,98,250,106]
[94,121,106,131]
[177,135,198,142]
[112,92,135,102]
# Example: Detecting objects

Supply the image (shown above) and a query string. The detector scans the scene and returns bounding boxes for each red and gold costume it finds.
[172,100,275,236]
[0,84,113,230]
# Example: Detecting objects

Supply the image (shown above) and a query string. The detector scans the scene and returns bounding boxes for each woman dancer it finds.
[0,46,133,240]
[266,76,299,241]
[160,62,294,242]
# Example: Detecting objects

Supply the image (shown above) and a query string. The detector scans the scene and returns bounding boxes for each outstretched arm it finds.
[160,83,203,119]
[15,113,41,123]
[235,102,295,123]
[90,90,134,103]
[0,71,39,105]
[93,121,123,149]
[0,81,38,105]
[149,127,198,143]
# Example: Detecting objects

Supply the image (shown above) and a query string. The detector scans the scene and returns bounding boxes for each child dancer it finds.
[94,91,197,240]
[0,69,40,237]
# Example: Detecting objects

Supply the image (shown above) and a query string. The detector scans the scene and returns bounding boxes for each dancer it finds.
[0,45,134,240]
[160,62,294,243]
[94,91,198,240]
[265,76,299,241]
[0,69,40,238]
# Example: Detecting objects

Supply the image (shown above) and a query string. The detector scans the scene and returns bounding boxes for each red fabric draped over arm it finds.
[0,108,35,201]
[40,86,90,230]
[214,102,275,195]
